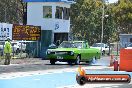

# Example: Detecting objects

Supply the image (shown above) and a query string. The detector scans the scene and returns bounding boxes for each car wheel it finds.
[67,61,73,65]
[92,57,96,64]
[86,61,89,63]
[76,76,86,85]
[50,60,55,65]
[102,50,105,56]
[75,55,80,65]
[107,53,110,56]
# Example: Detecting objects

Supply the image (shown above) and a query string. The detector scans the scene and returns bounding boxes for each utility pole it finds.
[100,0,104,57]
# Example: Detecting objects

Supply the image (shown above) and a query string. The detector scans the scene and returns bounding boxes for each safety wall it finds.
[119,49,132,71]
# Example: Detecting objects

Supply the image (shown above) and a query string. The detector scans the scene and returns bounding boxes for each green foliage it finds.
[71,0,132,45]
[0,0,25,24]
[0,0,131,44]
[112,0,132,33]
[71,0,115,45]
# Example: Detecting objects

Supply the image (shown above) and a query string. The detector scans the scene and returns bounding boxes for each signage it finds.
[13,25,41,41]
[0,23,13,41]
[76,66,131,85]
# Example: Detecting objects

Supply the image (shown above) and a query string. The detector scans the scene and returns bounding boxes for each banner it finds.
[12,25,41,41]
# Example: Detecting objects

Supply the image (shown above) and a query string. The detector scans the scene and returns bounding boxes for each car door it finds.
[81,42,93,61]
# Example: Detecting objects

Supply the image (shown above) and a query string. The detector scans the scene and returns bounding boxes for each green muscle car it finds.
[46,41,101,65]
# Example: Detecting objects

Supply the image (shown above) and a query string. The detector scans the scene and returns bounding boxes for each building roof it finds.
[23,0,75,3]
[119,34,132,36]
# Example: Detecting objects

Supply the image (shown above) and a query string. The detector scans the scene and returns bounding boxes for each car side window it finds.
[105,44,108,48]
[83,43,87,48]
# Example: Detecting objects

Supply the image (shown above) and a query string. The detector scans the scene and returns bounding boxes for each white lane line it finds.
[0,68,74,79]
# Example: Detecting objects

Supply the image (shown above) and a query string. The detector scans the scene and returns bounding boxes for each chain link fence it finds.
[0,41,41,65]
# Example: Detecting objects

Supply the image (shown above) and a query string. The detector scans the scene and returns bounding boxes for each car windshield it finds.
[128,43,132,47]
[92,43,104,47]
[58,42,82,48]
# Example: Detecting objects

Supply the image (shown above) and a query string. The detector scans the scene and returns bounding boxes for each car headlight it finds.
[46,51,51,55]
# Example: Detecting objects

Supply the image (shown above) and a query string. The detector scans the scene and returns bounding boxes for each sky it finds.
[108,0,118,3]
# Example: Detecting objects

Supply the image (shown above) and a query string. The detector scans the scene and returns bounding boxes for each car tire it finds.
[50,60,55,65]
[76,76,86,85]
[102,50,105,56]
[75,55,80,65]
[67,61,73,65]
[86,61,89,63]
[107,53,110,56]
[92,57,96,64]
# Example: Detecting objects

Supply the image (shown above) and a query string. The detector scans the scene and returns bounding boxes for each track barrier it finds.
[119,49,132,72]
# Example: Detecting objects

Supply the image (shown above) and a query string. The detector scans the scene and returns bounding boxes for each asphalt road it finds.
[0,57,132,88]
[0,56,132,88]
[0,56,111,74]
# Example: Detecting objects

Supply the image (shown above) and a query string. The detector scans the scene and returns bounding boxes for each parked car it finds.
[46,41,101,65]
[0,41,26,54]
[0,42,4,56]
[91,43,110,55]
[12,41,26,53]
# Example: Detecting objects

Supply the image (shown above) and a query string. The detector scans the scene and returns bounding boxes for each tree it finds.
[71,0,116,45]
[112,0,132,33]
[0,0,26,24]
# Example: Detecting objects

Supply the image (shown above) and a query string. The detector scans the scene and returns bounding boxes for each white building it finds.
[24,0,75,44]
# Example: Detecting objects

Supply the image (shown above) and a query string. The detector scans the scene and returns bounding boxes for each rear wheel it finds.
[67,61,73,65]
[92,57,96,64]
[102,50,105,56]
[86,61,89,63]
[75,55,80,65]
[50,60,55,65]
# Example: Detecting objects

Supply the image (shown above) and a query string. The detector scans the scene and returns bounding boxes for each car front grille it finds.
[55,51,68,55]
[50,52,55,54]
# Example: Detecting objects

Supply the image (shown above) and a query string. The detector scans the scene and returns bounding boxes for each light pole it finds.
[100,0,109,56]
[100,1,104,57]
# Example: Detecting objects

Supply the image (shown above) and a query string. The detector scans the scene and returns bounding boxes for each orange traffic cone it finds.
[109,55,114,67]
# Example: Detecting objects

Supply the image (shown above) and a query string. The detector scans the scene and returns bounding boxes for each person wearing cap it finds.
[4,38,12,65]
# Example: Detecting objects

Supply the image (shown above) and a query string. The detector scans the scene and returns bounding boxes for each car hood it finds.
[47,48,79,52]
